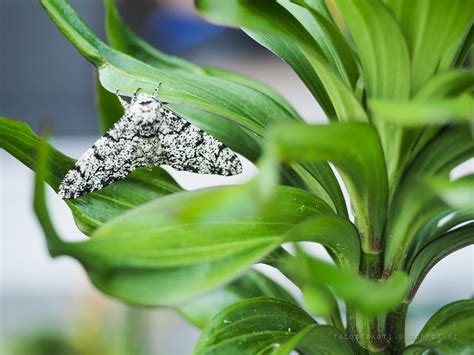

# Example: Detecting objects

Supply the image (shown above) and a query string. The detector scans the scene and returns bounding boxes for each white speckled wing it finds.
[59,94,243,200]
[158,107,242,176]
[59,115,161,199]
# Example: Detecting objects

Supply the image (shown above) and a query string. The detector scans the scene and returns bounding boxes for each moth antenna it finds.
[153,82,162,99]
[132,87,142,103]
[115,90,129,109]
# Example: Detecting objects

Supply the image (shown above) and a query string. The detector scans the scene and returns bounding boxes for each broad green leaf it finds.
[384,178,448,273]
[333,0,410,100]
[269,122,387,253]
[333,0,410,191]
[404,299,474,354]
[292,162,348,217]
[407,71,474,158]
[287,251,409,315]
[406,223,474,301]
[196,0,366,122]
[406,125,474,177]
[429,175,474,212]
[178,270,297,329]
[194,297,318,355]
[34,138,331,306]
[451,24,474,68]
[406,209,461,268]
[96,76,124,133]
[272,324,353,355]
[247,32,336,118]
[415,70,474,100]
[286,215,360,273]
[386,126,473,272]
[370,95,474,126]
[195,0,325,60]
[299,46,367,122]
[0,118,182,234]
[385,0,474,92]
[293,0,335,22]
[40,0,297,138]
[302,285,344,331]
[103,0,303,122]
[278,1,359,88]
[201,66,303,122]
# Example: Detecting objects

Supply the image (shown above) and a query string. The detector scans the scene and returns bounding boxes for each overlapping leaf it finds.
[404,299,474,354]
[286,250,408,315]
[179,270,297,328]
[269,122,387,253]
[196,0,367,123]
[385,0,474,93]
[33,136,333,306]
[194,297,351,355]
[406,223,474,301]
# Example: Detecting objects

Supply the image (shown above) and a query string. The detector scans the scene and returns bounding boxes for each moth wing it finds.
[158,108,242,176]
[59,115,161,199]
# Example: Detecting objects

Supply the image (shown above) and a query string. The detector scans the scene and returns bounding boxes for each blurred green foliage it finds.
[1,0,473,353]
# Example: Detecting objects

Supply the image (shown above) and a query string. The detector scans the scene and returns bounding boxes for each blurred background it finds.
[1,0,472,354]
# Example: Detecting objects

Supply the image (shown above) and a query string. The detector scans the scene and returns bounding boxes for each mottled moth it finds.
[59,87,242,199]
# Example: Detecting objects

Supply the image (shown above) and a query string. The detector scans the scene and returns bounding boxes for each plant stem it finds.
[361,251,383,279]
[355,250,387,352]
[385,303,408,353]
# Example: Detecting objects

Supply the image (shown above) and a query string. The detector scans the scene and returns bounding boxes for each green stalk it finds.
[385,303,408,353]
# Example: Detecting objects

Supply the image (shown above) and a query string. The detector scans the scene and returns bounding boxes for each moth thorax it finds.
[129,97,161,137]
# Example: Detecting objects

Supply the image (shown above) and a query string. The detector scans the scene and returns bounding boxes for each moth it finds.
[59,86,242,199]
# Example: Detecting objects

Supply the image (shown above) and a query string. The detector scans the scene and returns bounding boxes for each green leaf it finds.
[370,95,474,126]
[270,122,387,253]
[286,215,360,273]
[406,223,474,301]
[247,32,336,118]
[34,147,331,306]
[385,125,473,272]
[195,0,324,60]
[302,285,344,331]
[333,0,410,100]
[0,117,182,234]
[287,251,409,315]
[278,1,359,88]
[429,175,474,212]
[96,76,124,133]
[404,299,474,354]
[194,297,319,355]
[385,0,474,93]
[178,270,297,329]
[272,324,353,355]
[201,66,303,122]
[415,70,474,100]
[40,0,297,139]
[298,49,367,122]
[450,24,474,68]
[406,125,474,177]
[332,0,410,191]
[196,0,367,122]
[103,0,303,123]
[291,162,348,217]
[384,178,448,273]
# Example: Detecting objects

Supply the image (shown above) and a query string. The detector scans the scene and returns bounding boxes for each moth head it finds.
[129,94,162,136]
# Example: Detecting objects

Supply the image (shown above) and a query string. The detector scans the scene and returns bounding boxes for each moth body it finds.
[59,90,242,199]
